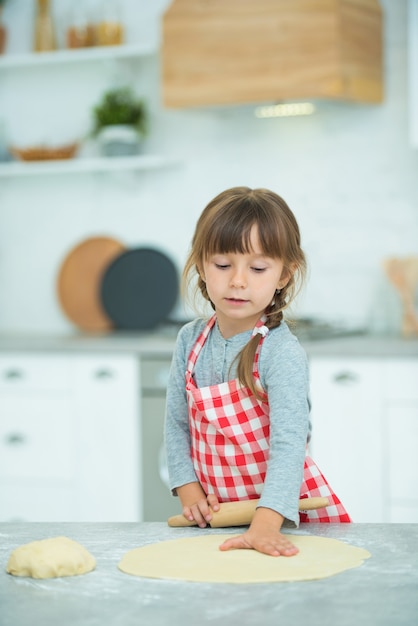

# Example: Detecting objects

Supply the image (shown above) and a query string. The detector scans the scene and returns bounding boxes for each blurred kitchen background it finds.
[0,0,417,526]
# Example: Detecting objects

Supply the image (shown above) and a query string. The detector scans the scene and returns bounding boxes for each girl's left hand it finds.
[219,530,298,557]
[218,506,299,557]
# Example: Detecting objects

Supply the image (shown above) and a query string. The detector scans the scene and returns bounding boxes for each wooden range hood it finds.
[162,0,383,108]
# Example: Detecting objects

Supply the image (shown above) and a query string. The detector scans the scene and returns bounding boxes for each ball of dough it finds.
[6,536,96,579]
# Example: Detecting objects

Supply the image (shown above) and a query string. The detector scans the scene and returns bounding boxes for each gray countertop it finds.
[1,523,417,626]
[0,329,417,358]
[0,328,179,357]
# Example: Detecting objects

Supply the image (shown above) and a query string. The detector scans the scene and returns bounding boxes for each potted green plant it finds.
[91,86,148,157]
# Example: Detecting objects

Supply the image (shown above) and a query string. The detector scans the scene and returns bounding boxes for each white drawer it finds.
[0,484,77,522]
[383,359,418,400]
[0,392,76,480]
[387,405,418,501]
[0,355,72,390]
[389,503,418,523]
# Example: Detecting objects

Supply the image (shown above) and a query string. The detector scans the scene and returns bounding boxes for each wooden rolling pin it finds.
[167,497,329,528]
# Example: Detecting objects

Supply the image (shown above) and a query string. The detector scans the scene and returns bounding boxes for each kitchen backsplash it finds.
[0,0,417,335]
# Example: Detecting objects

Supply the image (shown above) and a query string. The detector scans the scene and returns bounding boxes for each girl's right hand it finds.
[177,483,220,528]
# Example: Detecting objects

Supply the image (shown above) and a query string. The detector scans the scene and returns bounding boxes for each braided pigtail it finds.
[237,274,298,398]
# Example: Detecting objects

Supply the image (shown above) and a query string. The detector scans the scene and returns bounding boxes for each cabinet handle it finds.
[4,432,27,446]
[333,371,359,384]
[94,369,115,379]
[3,369,24,380]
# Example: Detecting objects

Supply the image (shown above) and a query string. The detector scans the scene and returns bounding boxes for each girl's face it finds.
[201,225,290,338]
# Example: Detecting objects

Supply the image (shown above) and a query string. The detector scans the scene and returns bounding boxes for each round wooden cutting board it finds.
[57,236,127,331]
[100,247,179,330]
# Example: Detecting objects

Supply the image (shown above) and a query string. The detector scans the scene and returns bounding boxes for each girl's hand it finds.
[183,493,220,528]
[219,507,299,557]
[177,483,220,528]
[219,529,298,557]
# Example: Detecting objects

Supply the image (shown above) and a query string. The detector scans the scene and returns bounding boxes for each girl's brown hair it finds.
[183,186,307,397]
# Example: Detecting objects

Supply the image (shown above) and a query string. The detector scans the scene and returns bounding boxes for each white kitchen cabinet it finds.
[0,355,78,522]
[309,356,418,523]
[0,353,141,522]
[382,359,418,521]
[309,357,384,522]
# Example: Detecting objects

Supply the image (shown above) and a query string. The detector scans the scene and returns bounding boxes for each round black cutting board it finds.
[100,247,179,330]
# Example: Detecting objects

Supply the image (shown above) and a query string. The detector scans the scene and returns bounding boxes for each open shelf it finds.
[0,43,156,70]
[0,154,179,178]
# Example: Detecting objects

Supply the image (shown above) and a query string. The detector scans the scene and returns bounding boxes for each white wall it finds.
[0,0,417,334]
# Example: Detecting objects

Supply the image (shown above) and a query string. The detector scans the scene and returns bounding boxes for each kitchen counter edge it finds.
[0,331,417,358]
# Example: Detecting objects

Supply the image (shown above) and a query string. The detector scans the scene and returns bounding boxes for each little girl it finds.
[164,186,350,558]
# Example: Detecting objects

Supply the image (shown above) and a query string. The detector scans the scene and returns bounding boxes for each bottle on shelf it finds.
[0,3,7,55]
[96,0,124,47]
[66,6,95,49]
[33,0,57,52]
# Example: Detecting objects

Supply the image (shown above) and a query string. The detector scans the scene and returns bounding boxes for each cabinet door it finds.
[0,485,78,522]
[72,355,141,522]
[0,353,141,522]
[0,355,78,522]
[383,359,418,522]
[0,354,71,390]
[0,393,75,481]
[309,357,384,522]
[0,391,78,521]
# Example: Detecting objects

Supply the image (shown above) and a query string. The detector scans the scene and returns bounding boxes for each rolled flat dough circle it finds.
[118,534,371,583]
[6,536,96,579]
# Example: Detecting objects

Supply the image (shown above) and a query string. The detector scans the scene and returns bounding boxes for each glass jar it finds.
[96,0,124,46]
[66,7,95,48]
[33,0,57,52]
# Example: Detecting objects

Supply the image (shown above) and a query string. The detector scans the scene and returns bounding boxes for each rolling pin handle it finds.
[167,496,330,527]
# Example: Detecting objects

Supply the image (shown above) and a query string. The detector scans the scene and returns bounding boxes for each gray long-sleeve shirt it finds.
[164,317,310,526]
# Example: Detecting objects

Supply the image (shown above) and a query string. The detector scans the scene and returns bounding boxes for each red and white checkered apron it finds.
[186,315,351,523]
